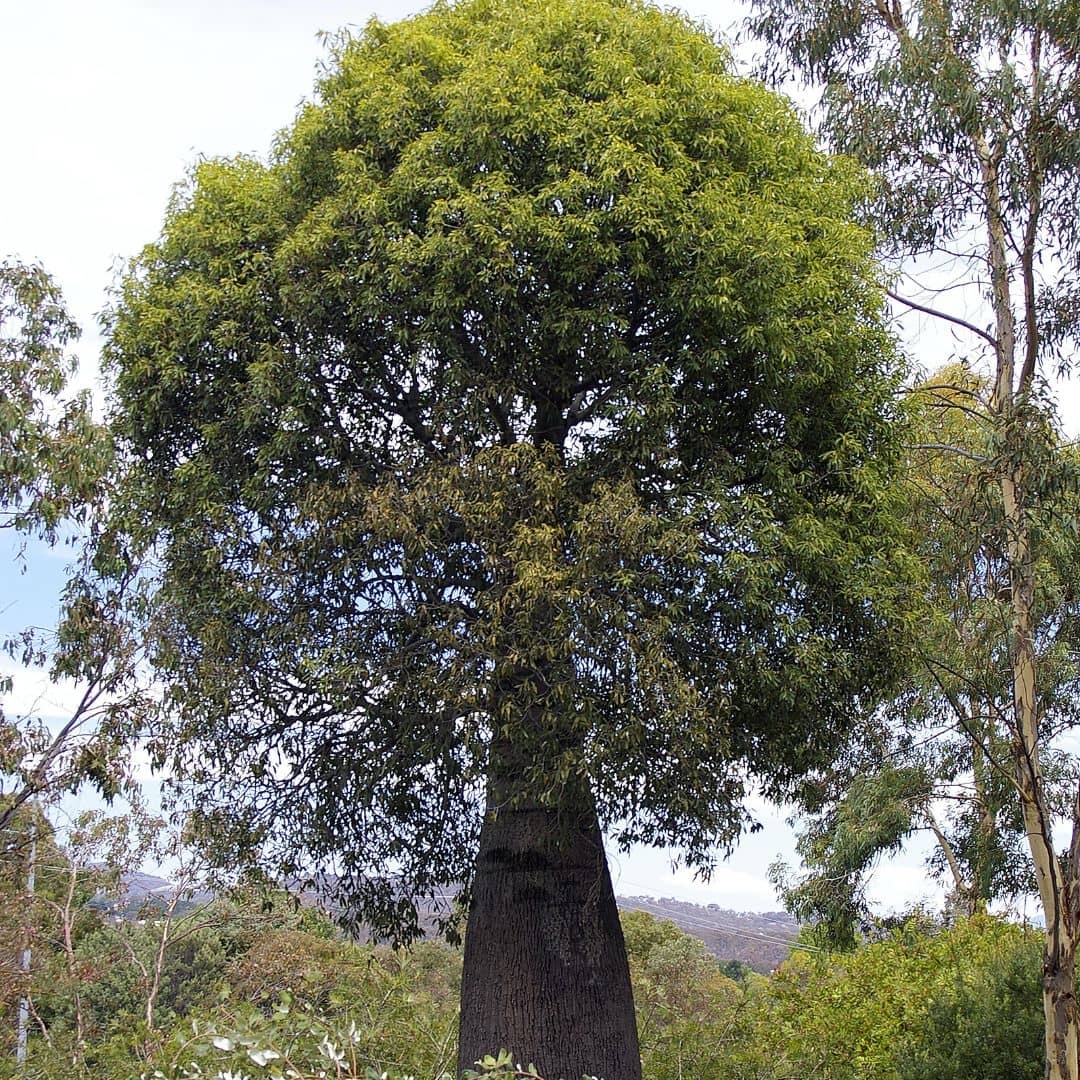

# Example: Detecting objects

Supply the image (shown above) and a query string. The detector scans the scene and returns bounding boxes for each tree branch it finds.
[887,289,1000,349]
[906,442,990,465]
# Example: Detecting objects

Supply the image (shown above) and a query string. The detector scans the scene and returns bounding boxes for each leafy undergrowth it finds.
[3,903,1044,1080]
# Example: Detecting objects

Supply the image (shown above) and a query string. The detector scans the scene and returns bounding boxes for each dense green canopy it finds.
[107,0,912,939]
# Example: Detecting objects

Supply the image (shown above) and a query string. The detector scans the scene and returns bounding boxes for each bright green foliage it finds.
[106,0,913,941]
[621,910,746,1080]
[759,916,1043,1080]
[896,929,1043,1080]
[139,911,748,1080]
[4,897,1047,1080]
[24,905,248,1073]
[9,882,362,1079]
[123,931,461,1080]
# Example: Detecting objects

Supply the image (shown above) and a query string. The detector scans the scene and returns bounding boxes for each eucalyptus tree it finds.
[0,260,101,540]
[774,368,1080,947]
[0,261,132,833]
[747,0,1080,1072]
[104,0,914,1074]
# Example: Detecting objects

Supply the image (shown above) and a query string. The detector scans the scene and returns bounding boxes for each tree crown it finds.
[107,0,915,939]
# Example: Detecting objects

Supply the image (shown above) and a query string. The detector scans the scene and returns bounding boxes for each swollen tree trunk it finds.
[459,762,640,1080]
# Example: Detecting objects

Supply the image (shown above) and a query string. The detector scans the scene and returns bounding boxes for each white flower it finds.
[247,1048,282,1067]
[318,1036,345,1065]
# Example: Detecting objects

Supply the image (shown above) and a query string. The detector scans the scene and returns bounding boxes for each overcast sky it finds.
[6,0,1066,917]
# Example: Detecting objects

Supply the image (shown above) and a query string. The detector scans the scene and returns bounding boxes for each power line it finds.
[619,894,820,954]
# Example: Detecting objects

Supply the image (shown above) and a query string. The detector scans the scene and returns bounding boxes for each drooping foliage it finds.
[0,260,108,539]
[0,261,134,828]
[774,368,1080,945]
[749,0,1080,335]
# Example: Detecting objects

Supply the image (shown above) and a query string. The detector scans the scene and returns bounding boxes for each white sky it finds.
[8,0,1069,916]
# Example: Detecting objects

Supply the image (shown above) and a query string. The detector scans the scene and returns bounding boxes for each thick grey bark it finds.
[458,771,640,1080]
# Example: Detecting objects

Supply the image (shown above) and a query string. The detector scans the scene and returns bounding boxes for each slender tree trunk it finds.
[146,906,173,1033]
[459,755,640,1080]
[61,865,85,1056]
[924,807,970,911]
[1005,469,1080,1080]
[971,122,1080,1078]
[971,729,995,912]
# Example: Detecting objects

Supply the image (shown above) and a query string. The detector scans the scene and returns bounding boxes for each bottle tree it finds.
[105,1,914,1075]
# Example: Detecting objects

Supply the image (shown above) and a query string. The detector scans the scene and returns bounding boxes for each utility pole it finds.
[16,804,36,1072]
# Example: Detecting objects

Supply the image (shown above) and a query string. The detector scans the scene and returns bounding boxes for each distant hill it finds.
[615,896,800,973]
[123,871,176,900]
[88,871,212,920]
[107,874,799,971]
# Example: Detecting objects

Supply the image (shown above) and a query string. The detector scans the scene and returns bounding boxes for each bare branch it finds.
[887,289,1001,349]
[906,442,991,465]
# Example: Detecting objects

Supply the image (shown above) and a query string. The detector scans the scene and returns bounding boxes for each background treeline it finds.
[0,812,1045,1080]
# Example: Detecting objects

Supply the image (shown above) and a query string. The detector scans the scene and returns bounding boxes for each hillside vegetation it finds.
[0,882,1044,1080]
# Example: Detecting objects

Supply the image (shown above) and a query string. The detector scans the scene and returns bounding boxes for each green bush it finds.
[895,928,1043,1080]
[5,899,1048,1080]
[757,915,1044,1080]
